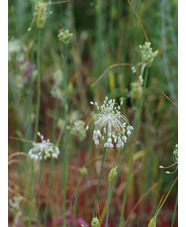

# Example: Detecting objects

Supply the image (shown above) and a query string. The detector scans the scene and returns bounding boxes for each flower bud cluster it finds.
[68,120,86,141]
[91,217,100,227]
[86,97,134,150]
[139,41,158,66]
[58,29,73,44]
[28,132,60,160]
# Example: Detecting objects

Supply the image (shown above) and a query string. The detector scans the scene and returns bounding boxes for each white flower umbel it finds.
[86,97,134,149]
[28,132,60,160]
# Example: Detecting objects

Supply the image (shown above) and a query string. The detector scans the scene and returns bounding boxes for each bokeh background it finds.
[8,0,178,226]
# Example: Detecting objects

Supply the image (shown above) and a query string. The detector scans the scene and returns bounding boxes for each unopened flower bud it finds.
[148,216,156,227]
[108,166,117,182]
[91,217,100,227]
[79,167,88,177]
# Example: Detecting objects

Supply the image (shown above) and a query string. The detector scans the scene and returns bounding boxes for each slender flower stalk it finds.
[171,191,178,227]
[43,159,54,227]
[119,68,149,227]
[37,156,44,227]
[105,152,119,227]
[57,28,72,227]
[62,44,68,227]
[119,41,158,226]
[34,28,41,141]
[87,97,133,218]
[28,29,36,227]
[105,182,111,227]
[92,147,107,218]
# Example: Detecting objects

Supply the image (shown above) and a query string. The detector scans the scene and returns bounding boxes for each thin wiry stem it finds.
[105,182,111,227]
[62,44,68,227]
[28,161,34,227]
[171,191,178,227]
[34,29,41,141]
[92,146,107,218]
[37,157,44,227]
[119,68,149,227]
[43,159,54,227]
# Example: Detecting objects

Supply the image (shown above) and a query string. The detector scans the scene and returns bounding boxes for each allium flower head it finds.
[28,132,60,160]
[58,29,73,45]
[139,41,158,66]
[86,97,134,150]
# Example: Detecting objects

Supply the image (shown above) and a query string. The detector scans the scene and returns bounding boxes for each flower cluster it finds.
[91,217,100,227]
[8,37,26,62]
[9,196,22,212]
[9,196,23,226]
[139,41,158,66]
[28,132,60,160]
[86,97,134,150]
[28,0,52,30]
[58,29,73,44]
[68,120,86,141]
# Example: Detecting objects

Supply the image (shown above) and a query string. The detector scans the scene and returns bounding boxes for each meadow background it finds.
[8,0,178,226]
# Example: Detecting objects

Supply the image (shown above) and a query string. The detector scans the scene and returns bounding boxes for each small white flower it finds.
[28,132,60,160]
[86,97,134,149]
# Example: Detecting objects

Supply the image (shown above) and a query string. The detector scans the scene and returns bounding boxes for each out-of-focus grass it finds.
[8,0,178,226]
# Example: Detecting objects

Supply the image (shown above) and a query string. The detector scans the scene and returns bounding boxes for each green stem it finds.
[43,159,54,227]
[28,161,34,227]
[62,44,68,227]
[52,100,59,141]
[92,147,107,218]
[34,29,41,141]
[37,157,44,227]
[105,182,111,227]
[119,68,149,227]
[27,29,36,142]
[171,191,178,227]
